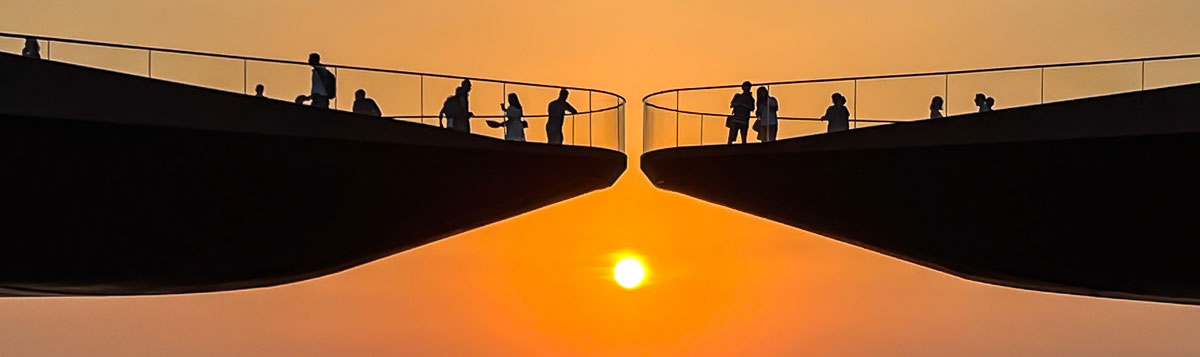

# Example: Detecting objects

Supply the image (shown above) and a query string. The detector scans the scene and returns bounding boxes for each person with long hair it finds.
[754,86,779,142]
[726,81,755,144]
[499,93,527,142]
[930,96,944,119]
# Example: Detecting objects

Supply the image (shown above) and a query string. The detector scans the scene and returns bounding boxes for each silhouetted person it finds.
[499,93,528,142]
[254,84,265,97]
[974,93,988,113]
[754,86,779,142]
[984,97,995,112]
[546,88,579,145]
[352,89,382,117]
[930,96,944,119]
[308,53,336,109]
[727,81,755,144]
[439,86,473,133]
[460,78,472,116]
[823,93,850,133]
[22,37,40,59]
[295,94,311,105]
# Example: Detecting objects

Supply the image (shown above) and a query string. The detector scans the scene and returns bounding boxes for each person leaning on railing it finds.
[822,93,850,133]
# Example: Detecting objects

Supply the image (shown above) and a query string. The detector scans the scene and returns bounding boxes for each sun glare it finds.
[614,257,645,289]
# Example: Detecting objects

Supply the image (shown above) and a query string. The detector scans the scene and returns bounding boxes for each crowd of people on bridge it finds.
[280,52,581,144]
[18,36,586,145]
[723,81,1003,144]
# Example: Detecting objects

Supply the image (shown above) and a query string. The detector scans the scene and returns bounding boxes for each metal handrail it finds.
[643,52,1200,99]
[0,31,625,101]
[2,31,626,151]
[642,52,1200,151]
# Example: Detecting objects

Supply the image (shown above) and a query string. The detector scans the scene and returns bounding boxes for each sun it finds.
[613,257,646,289]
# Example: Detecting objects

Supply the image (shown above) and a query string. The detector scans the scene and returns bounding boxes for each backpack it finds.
[321,69,337,99]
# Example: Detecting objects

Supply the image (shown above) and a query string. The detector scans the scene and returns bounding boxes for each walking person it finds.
[308,53,336,109]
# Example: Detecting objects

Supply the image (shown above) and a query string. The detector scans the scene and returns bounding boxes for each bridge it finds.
[0,33,626,296]
[642,54,1200,305]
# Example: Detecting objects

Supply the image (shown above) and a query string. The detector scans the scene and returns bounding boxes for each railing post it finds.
[419,75,425,125]
[1040,67,1045,104]
[501,83,507,138]
[852,79,858,129]
[675,90,680,147]
[1141,61,1146,91]
[147,50,152,78]
[944,74,949,116]
[332,67,338,110]
[699,114,704,146]
[589,90,594,147]
[45,40,50,60]
[242,59,248,95]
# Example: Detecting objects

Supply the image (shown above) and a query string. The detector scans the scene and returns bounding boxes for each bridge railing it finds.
[0,32,626,152]
[643,53,1200,152]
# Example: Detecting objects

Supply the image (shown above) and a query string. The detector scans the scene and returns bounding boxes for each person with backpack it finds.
[308,53,336,109]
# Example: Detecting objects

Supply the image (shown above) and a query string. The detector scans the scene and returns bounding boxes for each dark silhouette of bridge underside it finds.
[0,53,625,296]
[643,83,1200,305]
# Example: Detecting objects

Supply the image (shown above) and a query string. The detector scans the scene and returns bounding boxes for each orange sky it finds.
[3,1,1200,356]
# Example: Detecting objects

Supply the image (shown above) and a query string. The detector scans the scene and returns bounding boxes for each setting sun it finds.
[613,257,645,289]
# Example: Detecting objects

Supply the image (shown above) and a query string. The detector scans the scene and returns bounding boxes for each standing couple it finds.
[726,81,780,144]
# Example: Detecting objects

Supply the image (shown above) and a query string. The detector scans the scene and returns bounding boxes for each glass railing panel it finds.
[245,60,314,106]
[467,80,506,140]
[589,108,621,150]
[678,87,737,116]
[856,75,946,122]
[699,114,727,145]
[0,37,27,56]
[645,106,678,152]
[46,41,147,77]
[332,68,422,124]
[776,118,828,141]
[588,92,620,147]
[1145,57,1200,90]
[769,80,856,123]
[946,68,1041,116]
[150,51,244,94]
[1043,62,1141,103]
[676,113,703,147]
[420,76,462,128]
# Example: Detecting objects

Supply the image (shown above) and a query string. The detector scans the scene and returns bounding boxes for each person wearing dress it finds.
[499,93,527,142]
[754,86,780,142]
